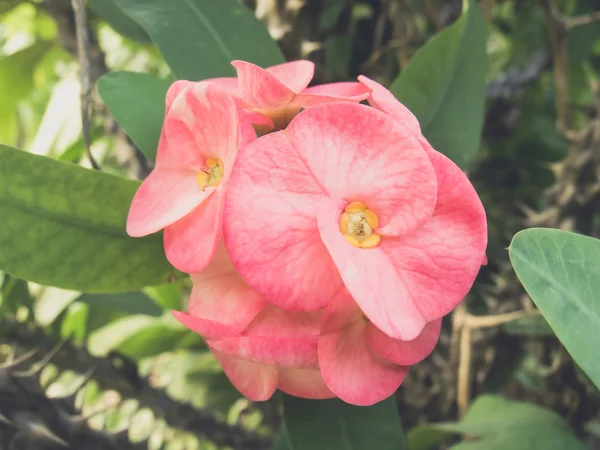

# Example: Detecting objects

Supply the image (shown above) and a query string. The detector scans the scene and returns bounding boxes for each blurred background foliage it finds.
[1,0,600,449]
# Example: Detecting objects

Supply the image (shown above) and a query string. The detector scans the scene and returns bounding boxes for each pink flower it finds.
[126,81,254,273]
[173,245,333,401]
[319,291,442,405]
[173,245,441,405]
[209,60,370,131]
[223,99,487,342]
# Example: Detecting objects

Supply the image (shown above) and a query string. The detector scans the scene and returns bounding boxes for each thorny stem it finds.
[70,0,100,170]
[539,0,571,132]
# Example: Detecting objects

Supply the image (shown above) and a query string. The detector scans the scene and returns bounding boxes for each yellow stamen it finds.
[364,210,379,229]
[344,234,361,247]
[360,233,381,249]
[197,158,224,191]
[197,172,209,186]
[339,201,382,249]
[345,201,367,213]
[339,212,349,235]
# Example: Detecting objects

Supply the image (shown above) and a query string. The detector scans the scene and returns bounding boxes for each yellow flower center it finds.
[338,202,382,249]
[197,157,224,191]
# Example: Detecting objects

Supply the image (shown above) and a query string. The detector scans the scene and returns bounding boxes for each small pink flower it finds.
[318,292,442,406]
[209,60,370,131]
[173,245,333,401]
[223,100,487,341]
[126,81,254,273]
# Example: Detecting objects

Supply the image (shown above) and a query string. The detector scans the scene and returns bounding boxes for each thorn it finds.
[0,348,38,370]
[0,412,14,427]
[13,413,69,447]
[14,340,67,379]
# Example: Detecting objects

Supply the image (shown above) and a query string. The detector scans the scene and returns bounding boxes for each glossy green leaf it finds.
[435,395,584,449]
[283,395,405,450]
[98,71,170,162]
[0,144,173,292]
[89,0,149,42]
[509,228,600,390]
[114,0,285,80]
[390,2,487,168]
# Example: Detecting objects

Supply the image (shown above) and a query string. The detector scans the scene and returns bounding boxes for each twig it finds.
[70,0,100,170]
[564,10,600,30]
[539,0,571,131]
[455,308,541,417]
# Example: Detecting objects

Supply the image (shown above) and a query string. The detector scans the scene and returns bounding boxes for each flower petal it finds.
[172,310,240,340]
[285,102,437,236]
[318,320,408,406]
[209,305,322,368]
[245,305,322,342]
[277,367,335,400]
[161,81,239,168]
[204,77,240,97]
[232,60,296,108]
[357,75,421,134]
[365,319,442,366]
[210,347,278,401]
[317,197,427,341]
[163,192,223,273]
[210,335,318,368]
[223,131,343,311]
[126,168,211,237]
[165,80,193,112]
[380,140,487,321]
[266,60,314,92]
[293,82,370,108]
[187,244,266,332]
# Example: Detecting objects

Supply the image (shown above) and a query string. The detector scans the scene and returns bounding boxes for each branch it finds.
[539,0,571,131]
[1,319,271,450]
[564,10,600,30]
[70,0,100,170]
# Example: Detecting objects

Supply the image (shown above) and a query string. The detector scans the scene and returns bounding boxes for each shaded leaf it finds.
[283,395,405,450]
[114,0,285,80]
[436,395,584,450]
[77,291,163,317]
[0,144,173,292]
[509,228,600,390]
[390,2,487,168]
[89,0,149,42]
[98,71,170,162]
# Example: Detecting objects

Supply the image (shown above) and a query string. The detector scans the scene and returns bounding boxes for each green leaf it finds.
[390,2,487,168]
[88,313,197,358]
[34,287,80,325]
[98,72,170,162]
[114,0,285,80]
[77,291,163,317]
[434,395,584,450]
[509,228,600,390]
[0,41,53,144]
[89,0,150,42]
[0,144,173,292]
[283,395,405,450]
[406,425,453,450]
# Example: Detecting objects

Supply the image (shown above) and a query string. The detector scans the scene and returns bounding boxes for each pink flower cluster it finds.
[126,60,488,406]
